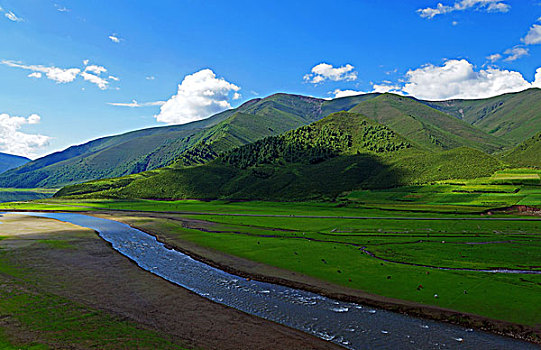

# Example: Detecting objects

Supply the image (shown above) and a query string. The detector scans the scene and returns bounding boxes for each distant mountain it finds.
[4,89,535,189]
[57,112,504,200]
[0,153,30,174]
[426,88,541,145]
[503,132,541,168]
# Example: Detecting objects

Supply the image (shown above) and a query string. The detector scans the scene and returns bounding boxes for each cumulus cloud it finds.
[155,69,240,124]
[417,0,510,19]
[304,63,357,84]
[108,100,165,108]
[331,89,366,98]
[1,59,118,89]
[503,47,529,61]
[400,59,539,100]
[146,76,155,80]
[372,83,403,94]
[0,113,50,158]
[108,34,121,43]
[522,24,541,45]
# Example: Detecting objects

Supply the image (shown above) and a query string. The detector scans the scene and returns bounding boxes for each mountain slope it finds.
[0,94,335,188]
[57,112,505,200]
[1,90,519,189]
[0,153,30,174]
[426,88,541,145]
[503,132,541,167]
[349,93,509,153]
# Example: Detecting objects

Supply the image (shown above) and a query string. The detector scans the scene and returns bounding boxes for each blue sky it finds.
[0,0,540,158]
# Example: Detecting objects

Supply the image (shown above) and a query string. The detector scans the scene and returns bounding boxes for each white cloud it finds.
[0,113,50,158]
[400,59,537,100]
[503,47,529,61]
[303,63,357,84]
[108,100,165,107]
[331,89,366,98]
[155,69,240,124]
[522,24,541,45]
[486,53,502,62]
[1,60,80,83]
[417,0,510,19]
[4,10,23,22]
[84,64,107,75]
[80,72,108,90]
[372,83,403,94]
[146,76,155,80]
[2,59,118,89]
[108,34,121,43]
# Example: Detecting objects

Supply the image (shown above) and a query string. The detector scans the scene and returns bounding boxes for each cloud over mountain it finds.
[0,113,50,158]
[155,69,240,124]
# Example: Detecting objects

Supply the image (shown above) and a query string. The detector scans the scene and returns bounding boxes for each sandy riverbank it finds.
[0,213,342,350]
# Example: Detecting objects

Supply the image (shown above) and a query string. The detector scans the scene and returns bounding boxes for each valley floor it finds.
[0,179,539,345]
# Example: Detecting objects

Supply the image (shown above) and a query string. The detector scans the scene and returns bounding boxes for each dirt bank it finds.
[0,214,342,350]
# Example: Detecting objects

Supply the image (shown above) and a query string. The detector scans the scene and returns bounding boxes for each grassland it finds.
[1,170,539,341]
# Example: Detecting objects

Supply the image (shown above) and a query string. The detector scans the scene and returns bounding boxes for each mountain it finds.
[503,132,541,168]
[1,90,529,189]
[349,93,509,153]
[426,88,541,145]
[0,94,347,188]
[56,112,505,200]
[0,153,30,174]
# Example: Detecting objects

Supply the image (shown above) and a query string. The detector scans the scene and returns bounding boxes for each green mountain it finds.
[503,132,541,168]
[0,153,30,174]
[426,88,541,145]
[57,112,505,201]
[0,94,347,188]
[349,93,509,153]
[3,89,532,189]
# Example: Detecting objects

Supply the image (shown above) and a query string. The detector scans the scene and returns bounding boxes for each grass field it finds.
[0,176,539,340]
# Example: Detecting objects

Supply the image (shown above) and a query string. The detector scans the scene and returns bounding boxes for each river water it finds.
[9,212,539,350]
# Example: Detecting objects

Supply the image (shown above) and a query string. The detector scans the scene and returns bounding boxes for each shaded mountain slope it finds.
[426,88,541,145]
[0,153,30,174]
[57,112,505,201]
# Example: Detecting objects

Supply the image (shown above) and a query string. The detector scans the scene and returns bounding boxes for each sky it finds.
[0,0,540,158]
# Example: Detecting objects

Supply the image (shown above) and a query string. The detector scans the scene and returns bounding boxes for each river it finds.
[7,212,538,350]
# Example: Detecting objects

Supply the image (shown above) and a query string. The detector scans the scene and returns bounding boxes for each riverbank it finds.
[0,213,342,349]
[89,211,541,345]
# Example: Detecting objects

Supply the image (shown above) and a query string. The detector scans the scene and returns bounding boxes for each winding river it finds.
[10,212,539,350]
